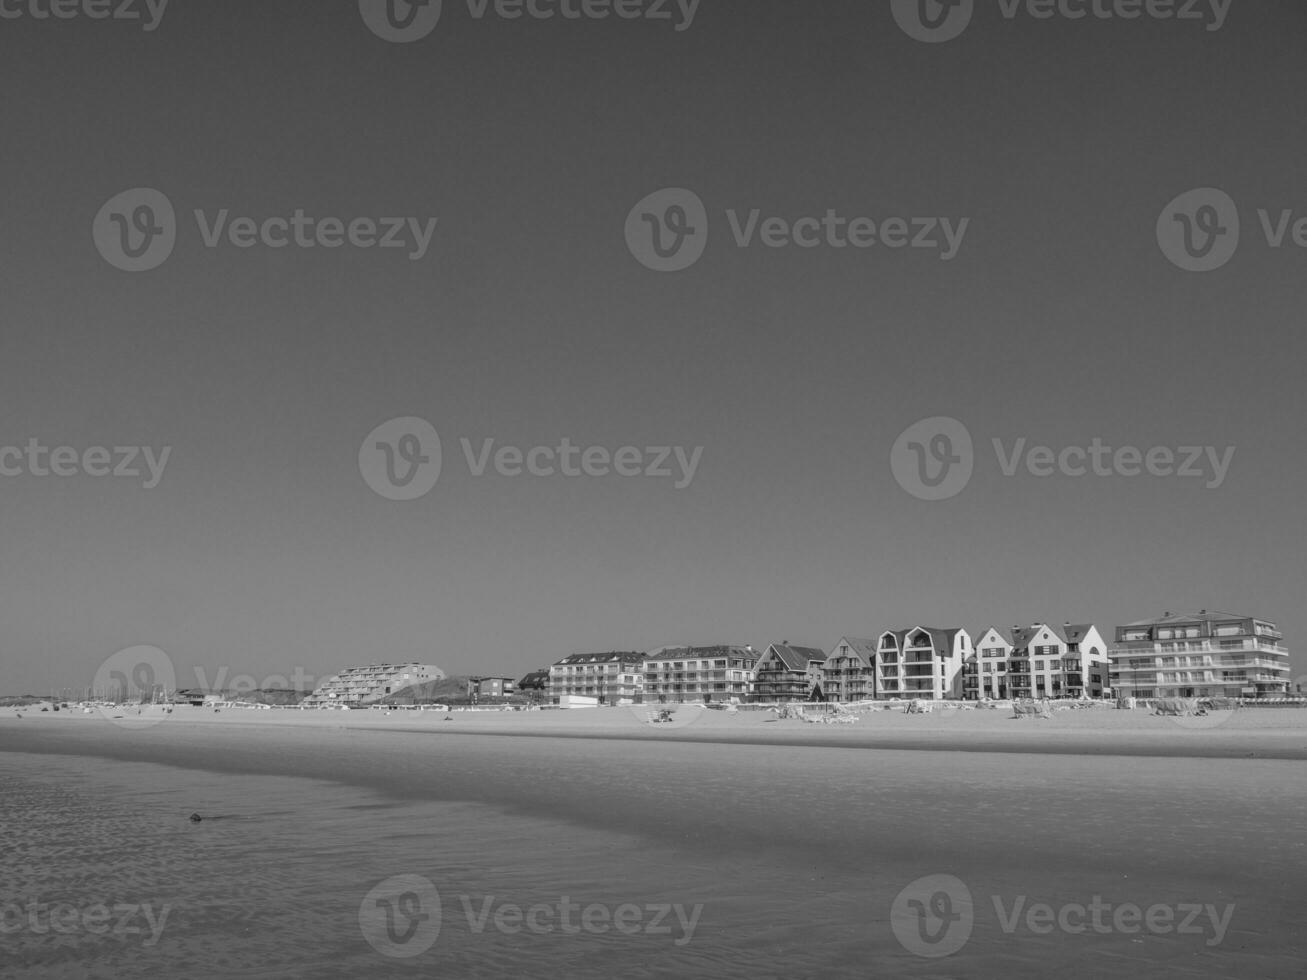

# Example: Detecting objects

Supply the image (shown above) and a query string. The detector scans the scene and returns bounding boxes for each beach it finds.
[5,700,1307,759]
[2,706,1305,978]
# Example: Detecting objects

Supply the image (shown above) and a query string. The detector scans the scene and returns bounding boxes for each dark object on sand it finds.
[189,813,203,822]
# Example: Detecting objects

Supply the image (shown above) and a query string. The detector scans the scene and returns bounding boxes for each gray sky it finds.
[2,0,1305,694]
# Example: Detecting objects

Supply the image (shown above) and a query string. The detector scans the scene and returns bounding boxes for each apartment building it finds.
[548,652,645,704]
[876,628,970,700]
[1110,610,1291,699]
[302,663,445,707]
[749,643,827,702]
[641,645,759,703]
[965,623,1109,700]
[822,637,879,702]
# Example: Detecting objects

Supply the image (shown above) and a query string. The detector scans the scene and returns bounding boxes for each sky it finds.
[2,0,1305,696]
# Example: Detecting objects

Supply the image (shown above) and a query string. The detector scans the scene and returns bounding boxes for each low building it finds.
[468,676,516,699]
[517,670,550,694]
[876,628,970,700]
[641,645,759,703]
[548,652,645,705]
[1110,610,1291,699]
[822,637,880,702]
[302,663,446,708]
[966,623,1109,700]
[749,643,827,702]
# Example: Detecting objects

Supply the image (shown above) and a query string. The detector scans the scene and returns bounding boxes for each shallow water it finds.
[1,730,1304,978]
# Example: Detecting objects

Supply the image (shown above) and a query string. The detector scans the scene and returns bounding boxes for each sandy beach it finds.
[4,703,1306,978]
[5,701,1307,760]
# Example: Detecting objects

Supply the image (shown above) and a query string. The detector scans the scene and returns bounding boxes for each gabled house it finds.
[822,637,879,702]
[964,627,1015,699]
[1007,623,1109,699]
[749,643,827,702]
[876,627,970,700]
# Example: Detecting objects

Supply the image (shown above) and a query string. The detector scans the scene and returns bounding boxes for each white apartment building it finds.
[548,651,645,704]
[641,645,759,703]
[966,623,1109,700]
[1110,610,1290,699]
[302,663,445,707]
[876,627,970,700]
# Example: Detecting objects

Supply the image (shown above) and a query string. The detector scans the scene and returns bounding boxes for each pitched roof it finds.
[830,637,879,666]
[764,643,827,670]
[642,645,757,663]
[553,651,644,667]
[884,627,963,656]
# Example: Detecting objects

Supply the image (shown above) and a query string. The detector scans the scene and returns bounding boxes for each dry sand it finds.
[4,701,1306,759]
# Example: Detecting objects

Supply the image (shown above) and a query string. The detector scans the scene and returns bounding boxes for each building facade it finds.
[749,643,827,702]
[965,623,1109,700]
[876,628,969,700]
[822,637,879,702]
[641,645,759,703]
[1110,611,1290,699]
[302,663,446,707]
[548,652,645,704]
[468,676,516,699]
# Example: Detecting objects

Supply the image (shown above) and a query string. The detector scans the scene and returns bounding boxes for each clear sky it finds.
[2,0,1305,696]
